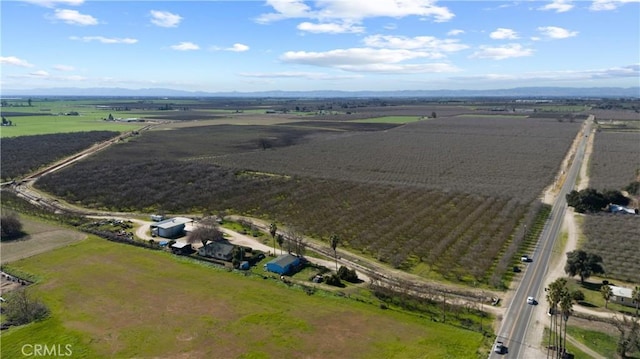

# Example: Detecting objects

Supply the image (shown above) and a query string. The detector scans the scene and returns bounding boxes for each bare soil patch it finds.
[0,217,86,264]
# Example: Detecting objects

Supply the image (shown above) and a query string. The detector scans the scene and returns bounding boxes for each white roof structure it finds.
[155,217,192,229]
[611,285,633,299]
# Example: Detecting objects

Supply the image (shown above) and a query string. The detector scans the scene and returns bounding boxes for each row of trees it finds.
[566,188,630,213]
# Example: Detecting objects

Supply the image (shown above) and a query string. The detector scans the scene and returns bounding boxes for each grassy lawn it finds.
[1,237,485,358]
[566,278,638,316]
[542,327,591,359]
[566,325,621,359]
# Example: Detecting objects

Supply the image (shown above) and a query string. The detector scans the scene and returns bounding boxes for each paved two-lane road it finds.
[492,116,593,358]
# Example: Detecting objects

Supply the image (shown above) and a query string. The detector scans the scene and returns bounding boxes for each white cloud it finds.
[590,0,639,11]
[23,0,83,8]
[70,36,138,44]
[447,29,465,36]
[170,42,199,51]
[255,0,313,23]
[451,64,640,82]
[539,0,574,13]
[238,71,361,80]
[256,0,455,27]
[490,28,519,40]
[280,47,460,73]
[0,56,35,67]
[52,9,98,25]
[29,70,50,77]
[227,43,250,52]
[211,43,251,52]
[538,26,578,39]
[53,64,75,71]
[297,21,365,34]
[363,34,468,54]
[150,10,183,27]
[337,63,459,73]
[470,44,534,60]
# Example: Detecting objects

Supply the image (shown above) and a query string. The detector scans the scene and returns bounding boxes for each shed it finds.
[171,242,193,255]
[151,217,192,238]
[198,241,235,261]
[265,254,301,275]
[611,285,637,308]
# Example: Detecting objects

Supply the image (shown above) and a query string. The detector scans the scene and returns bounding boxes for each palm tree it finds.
[559,289,573,357]
[546,278,567,358]
[329,234,340,272]
[633,286,640,317]
[269,222,277,256]
[601,284,613,309]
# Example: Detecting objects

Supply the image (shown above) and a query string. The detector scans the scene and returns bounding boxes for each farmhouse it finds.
[150,217,192,238]
[610,285,638,308]
[198,240,235,261]
[265,254,301,275]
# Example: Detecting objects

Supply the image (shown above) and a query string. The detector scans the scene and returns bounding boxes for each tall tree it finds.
[559,289,573,357]
[276,233,284,255]
[329,234,340,272]
[601,284,613,309]
[269,222,277,256]
[547,278,569,358]
[564,250,605,284]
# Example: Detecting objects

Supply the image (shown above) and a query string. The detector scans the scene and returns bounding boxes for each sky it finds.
[1,0,639,92]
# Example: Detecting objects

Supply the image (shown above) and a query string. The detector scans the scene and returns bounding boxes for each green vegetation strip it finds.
[351,116,424,124]
[566,325,619,359]
[2,237,484,358]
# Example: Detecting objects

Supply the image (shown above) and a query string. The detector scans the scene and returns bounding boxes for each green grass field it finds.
[0,115,143,138]
[1,237,485,358]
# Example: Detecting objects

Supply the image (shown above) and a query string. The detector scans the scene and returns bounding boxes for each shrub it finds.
[0,212,23,240]
[337,265,359,283]
[3,289,50,325]
[324,274,343,287]
[572,290,585,302]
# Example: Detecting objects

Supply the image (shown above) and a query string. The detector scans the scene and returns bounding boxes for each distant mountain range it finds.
[2,86,639,98]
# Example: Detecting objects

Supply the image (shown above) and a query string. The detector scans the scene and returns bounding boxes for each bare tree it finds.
[3,289,49,325]
[276,233,284,255]
[612,315,640,359]
[285,228,306,257]
[187,219,223,247]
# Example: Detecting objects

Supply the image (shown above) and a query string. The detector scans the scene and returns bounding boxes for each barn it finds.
[265,254,301,275]
[151,217,192,238]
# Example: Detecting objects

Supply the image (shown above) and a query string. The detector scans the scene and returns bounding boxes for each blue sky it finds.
[1,0,639,92]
